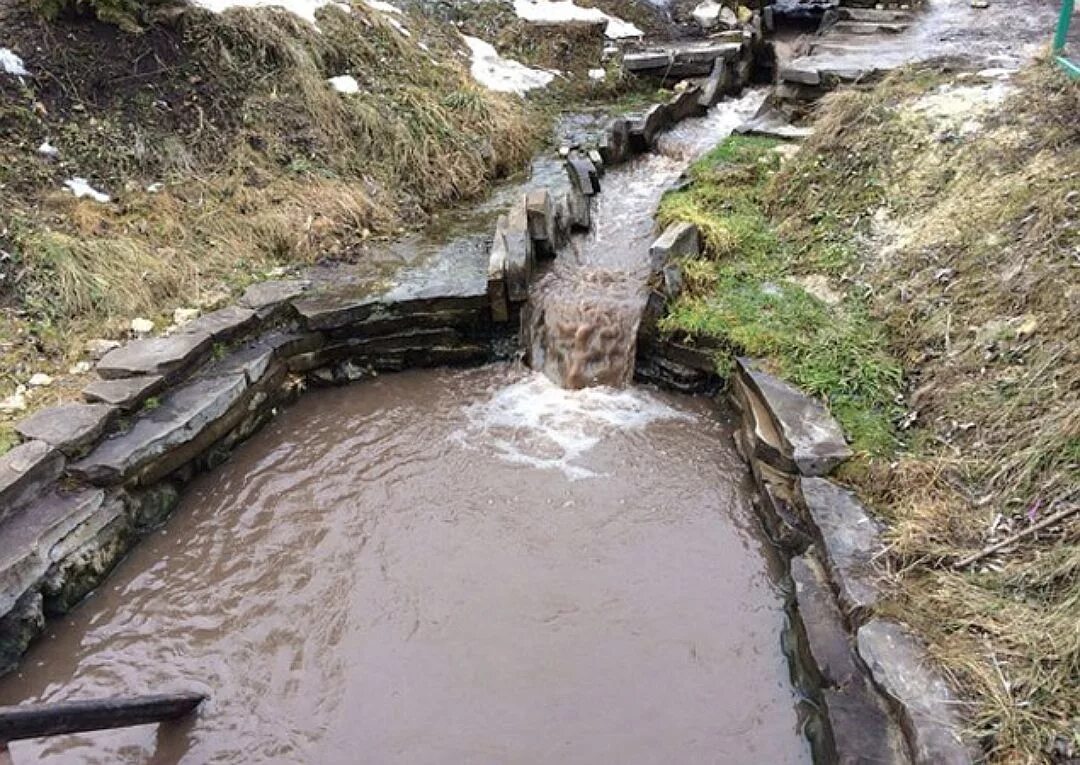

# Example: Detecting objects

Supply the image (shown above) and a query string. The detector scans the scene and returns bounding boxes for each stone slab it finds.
[565,187,591,231]
[525,189,555,245]
[82,375,165,412]
[14,403,116,457]
[799,476,882,617]
[791,554,861,688]
[736,358,852,475]
[565,157,600,196]
[0,441,65,523]
[487,227,510,324]
[0,488,107,616]
[699,58,732,107]
[70,374,249,485]
[95,332,213,380]
[823,682,910,765]
[238,279,311,319]
[503,206,534,304]
[858,619,973,765]
[294,279,488,333]
[180,305,258,344]
[649,221,700,272]
[668,86,706,122]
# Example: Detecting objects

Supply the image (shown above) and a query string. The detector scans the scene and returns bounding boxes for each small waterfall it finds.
[524,91,766,390]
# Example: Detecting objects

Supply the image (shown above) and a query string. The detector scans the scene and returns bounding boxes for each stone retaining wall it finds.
[640,221,974,765]
[0,60,761,678]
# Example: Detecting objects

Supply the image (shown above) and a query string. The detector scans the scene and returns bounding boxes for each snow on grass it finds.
[37,141,59,158]
[363,0,401,13]
[328,74,361,93]
[189,0,348,25]
[511,0,642,39]
[462,35,555,95]
[64,178,111,204]
[1,48,28,77]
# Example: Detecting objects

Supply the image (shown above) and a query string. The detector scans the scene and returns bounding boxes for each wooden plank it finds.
[0,692,206,742]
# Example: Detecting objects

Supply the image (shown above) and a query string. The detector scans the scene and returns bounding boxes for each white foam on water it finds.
[462,35,555,95]
[454,373,692,480]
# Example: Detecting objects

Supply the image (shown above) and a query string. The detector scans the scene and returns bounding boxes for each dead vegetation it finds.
[770,61,1079,762]
[0,0,541,408]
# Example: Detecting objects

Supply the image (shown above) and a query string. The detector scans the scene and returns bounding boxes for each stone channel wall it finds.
[0,55,757,680]
[640,222,974,765]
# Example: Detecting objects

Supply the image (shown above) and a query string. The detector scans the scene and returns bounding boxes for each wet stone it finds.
[601,117,632,165]
[15,403,116,457]
[823,682,909,765]
[525,189,555,256]
[858,619,973,765]
[503,206,535,304]
[82,375,165,412]
[566,157,600,196]
[487,227,510,324]
[630,103,673,150]
[736,358,852,475]
[668,86,706,122]
[181,305,258,344]
[790,554,860,688]
[0,590,44,675]
[699,59,731,107]
[95,332,213,380]
[70,374,249,486]
[238,279,311,319]
[800,477,883,618]
[0,441,65,523]
[565,187,591,231]
[649,221,700,272]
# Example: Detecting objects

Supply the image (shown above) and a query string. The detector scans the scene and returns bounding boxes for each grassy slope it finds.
[658,63,1078,762]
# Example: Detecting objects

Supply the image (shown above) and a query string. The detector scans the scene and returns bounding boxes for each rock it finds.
[487,225,511,324]
[130,317,154,335]
[0,441,65,523]
[82,375,165,412]
[0,388,27,414]
[790,554,861,688]
[564,187,591,231]
[14,403,116,457]
[95,331,213,380]
[736,4,752,23]
[566,156,600,196]
[822,682,909,765]
[173,308,200,326]
[587,149,605,176]
[68,361,92,375]
[238,279,311,319]
[502,205,534,304]
[622,51,672,73]
[204,331,322,385]
[42,503,132,615]
[691,0,722,30]
[600,117,631,165]
[737,103,815,140]
[70,373,248,485]
[525,189,555,256]
[630,103,673,150]
[858,619,973,764]
[0,591,44,675]
[27,373,53,388]
[649,221,700,271]
[668,86,706,122]
[84,338,121,360]
[179,305,258,344]
[735,358,852,475]
[799,477,883,618]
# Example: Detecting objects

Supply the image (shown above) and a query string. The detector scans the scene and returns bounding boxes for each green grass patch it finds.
[656,135,902,454]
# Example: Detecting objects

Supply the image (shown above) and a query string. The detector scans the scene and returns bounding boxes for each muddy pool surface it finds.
[1,365,809,764]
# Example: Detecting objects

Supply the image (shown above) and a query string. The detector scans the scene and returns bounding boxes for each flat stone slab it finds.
[736,358,852,475]
[737,105,815,140]
[0,441,65,523]
[799,477,883,617]
[180,305,258,344]
[565,157,600,196]
[82,375,165,412]
[790,554,861,689]
[503,205,535,304]
[14,403,116,457]
[238,279,311,318]
[649,221,700,272]
[95,332,213,380]
[0,489,110,616]
[858,619,973,765]
[70,374,248,485]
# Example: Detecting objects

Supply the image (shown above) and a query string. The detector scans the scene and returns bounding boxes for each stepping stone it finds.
[565,157,600,196]
[180,305,258,344]
[96,332,213,380]
[858,619,974,765]
[14,403,116,457]
[238,279,311,319]
[799,477,882,617]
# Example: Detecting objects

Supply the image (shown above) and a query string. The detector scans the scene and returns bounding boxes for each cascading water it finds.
[524,90,766,390]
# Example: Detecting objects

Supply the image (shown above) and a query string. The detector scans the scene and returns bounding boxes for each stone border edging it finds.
[640,220,974,765]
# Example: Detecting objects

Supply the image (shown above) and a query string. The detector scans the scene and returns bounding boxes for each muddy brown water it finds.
[1,365,809,764]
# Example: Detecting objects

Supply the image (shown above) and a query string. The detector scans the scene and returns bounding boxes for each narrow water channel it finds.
[1,365,808,764]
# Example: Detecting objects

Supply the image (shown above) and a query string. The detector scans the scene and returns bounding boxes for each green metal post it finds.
[1054,0,1080,78]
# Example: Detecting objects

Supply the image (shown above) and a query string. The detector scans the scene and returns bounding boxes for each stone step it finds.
[14,403,116,458]
[837,6,915,22]
[623,41,744,78]
[828,19,909,35]
[0,442,65,524]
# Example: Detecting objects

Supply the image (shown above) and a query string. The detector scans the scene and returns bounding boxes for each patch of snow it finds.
[363,0,401,13]
[588,68,605,81]
[146,182,164,193]
[37,141,59,158]
[27,373,53,387]
[462,35,555,95]
[64,178,111,204]
[189,0,349,25]
[511,0,642,39]
[386,16,411,36]
[0,48,28,77]
[0,387,27,414]
[328,74,361,94]
[913,82,1012,122]
[130,317,155,335]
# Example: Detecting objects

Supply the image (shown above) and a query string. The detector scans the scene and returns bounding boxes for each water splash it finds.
[454,373,692,479]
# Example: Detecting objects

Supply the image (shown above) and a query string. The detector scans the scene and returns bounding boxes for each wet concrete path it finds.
[1,366,809,764]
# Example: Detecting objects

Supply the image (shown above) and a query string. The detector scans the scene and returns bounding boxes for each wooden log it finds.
[0,692,206,742]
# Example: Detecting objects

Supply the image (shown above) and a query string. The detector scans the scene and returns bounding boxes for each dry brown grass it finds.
[772,60,1080,762]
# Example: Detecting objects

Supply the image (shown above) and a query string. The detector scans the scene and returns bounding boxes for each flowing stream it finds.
[525,91,764,389]
[0,92,809,764]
